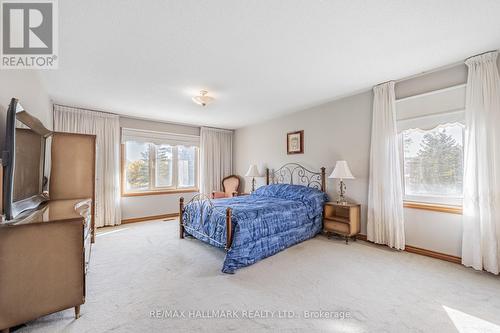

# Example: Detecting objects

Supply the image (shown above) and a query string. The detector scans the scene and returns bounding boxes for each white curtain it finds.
[53,105,121,227]
[462,51,500,275]
[200,127,233,195]
[367,81,405,250]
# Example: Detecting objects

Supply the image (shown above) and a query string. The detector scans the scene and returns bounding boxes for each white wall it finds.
[234,91,373,233]
[121,192,197,219]
[405,209,462,256]
[119,116,200,219]
[0,71,53,138]
[234,62,481,258]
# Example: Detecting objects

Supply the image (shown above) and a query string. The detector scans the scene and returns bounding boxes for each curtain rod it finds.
[53,103,233,131]
[53,103,118,116]
[375,61,463,87]
[465,49,498,61]
[375,49,499,87]
[201,126,234,132]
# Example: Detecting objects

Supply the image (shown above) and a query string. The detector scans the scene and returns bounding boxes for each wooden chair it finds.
[212,175,240,199]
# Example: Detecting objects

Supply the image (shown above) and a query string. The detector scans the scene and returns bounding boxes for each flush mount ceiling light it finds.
[192,90,215,107]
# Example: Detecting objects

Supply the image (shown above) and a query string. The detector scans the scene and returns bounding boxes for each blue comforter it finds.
[182,184,328,273]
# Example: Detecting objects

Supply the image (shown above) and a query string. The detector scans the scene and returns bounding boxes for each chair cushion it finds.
[223,176,240,196]
[212,191,226,199]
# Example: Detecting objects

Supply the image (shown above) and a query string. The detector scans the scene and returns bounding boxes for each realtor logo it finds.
[1,0,58,69]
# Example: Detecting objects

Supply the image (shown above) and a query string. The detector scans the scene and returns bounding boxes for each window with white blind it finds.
[396,85,465,207]
[121,128,199,195]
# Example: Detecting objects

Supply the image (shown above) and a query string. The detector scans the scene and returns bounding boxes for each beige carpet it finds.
[18,220,500,333]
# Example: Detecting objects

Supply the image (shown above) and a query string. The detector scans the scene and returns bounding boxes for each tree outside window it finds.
[402,123,464,204]
[123,141,198,193]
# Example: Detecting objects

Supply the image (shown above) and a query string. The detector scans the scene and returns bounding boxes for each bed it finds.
[179,163,328,273]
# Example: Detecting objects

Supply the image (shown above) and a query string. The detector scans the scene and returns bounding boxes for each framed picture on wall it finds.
[287,130,304,154]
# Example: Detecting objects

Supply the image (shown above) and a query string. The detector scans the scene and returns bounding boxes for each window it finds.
[400,123,464,206]
[156,144,173,187]
[177,145,197,188]
[123,141,198,195]
[124,141,151,192]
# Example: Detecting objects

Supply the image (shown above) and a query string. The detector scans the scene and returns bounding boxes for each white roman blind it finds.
[396,84,466,131]
[121,128,200,146]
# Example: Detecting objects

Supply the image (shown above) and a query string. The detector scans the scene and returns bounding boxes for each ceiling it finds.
[40,0,500,129]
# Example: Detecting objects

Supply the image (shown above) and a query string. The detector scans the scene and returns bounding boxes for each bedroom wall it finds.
[0,71,53,143]
[234,91,373,231]
[119,116,199,220]
[233,60,493,258]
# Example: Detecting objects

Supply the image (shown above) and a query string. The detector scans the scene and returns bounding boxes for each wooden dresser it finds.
[0,132,96,333]
[0,199,92,332]
[323,202,361,244]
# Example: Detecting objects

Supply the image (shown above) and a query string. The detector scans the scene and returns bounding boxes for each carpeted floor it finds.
[18,220,500,333]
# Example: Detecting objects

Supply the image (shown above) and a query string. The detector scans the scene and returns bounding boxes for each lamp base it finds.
[336,196,348,205]
[337,179,348,205]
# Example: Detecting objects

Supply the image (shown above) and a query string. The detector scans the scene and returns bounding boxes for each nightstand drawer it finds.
[324,220,350,235]
[323,202,361,243]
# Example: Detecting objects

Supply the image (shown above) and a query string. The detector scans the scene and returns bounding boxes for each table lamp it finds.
[328,161,355,205]
[245,164,260,193]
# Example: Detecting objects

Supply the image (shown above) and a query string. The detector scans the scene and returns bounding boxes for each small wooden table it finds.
[323,202,361,244]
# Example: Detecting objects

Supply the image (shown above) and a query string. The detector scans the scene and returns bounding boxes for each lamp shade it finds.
[245,164,260,177]
[328,161,355,179]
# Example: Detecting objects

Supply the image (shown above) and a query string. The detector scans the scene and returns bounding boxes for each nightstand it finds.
[323,202,361,244]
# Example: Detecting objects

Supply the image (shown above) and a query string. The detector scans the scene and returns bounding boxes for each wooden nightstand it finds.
[323,202,361,244]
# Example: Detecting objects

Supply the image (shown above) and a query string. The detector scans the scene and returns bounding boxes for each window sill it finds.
[403,201,462,215]
[122,188,199,197]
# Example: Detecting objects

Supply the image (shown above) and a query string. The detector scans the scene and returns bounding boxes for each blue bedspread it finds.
[182,184,328,273]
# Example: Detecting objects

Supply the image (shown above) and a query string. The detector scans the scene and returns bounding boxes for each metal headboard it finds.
[265,163,326,192]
